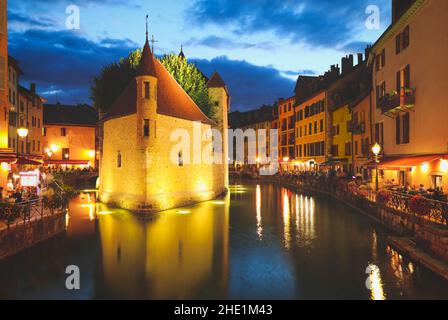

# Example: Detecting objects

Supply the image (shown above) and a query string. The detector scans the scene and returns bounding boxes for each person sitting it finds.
[418,184,426,193]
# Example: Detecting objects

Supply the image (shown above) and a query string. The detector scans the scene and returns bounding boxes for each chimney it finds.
[357,53,364,65]
[30,83,36,93]
[342,55,354,75]
[365,45,372,61]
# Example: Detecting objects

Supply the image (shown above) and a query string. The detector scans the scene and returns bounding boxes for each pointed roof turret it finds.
[136,15,157,77]
[179,44,186,59]
[207,71,226,88]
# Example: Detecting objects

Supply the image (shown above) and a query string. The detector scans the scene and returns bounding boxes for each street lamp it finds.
[372,143,381,191]
[17,126,29,157]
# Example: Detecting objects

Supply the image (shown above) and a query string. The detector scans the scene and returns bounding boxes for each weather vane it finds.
[150,35,158,53]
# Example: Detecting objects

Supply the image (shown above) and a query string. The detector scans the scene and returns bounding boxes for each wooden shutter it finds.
[404,65,411,88]
[396,115,401,144]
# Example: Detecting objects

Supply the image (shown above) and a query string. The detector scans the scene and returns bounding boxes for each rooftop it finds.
[44,103,98,126]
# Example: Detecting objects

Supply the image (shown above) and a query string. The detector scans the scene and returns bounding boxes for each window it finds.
[314,121,317,134]
[309,123,312,135]
[61,127,67,136]
[62,148,70,160]
[143,119,150,137]
[144,82,150,99]
[396,33,402,54]
[381,49,386,68]
[178,151,184,167]
[332,145,339,157]
[214,101,219,107]
[117,152,122,168]
[42,127,47,137]
[345,142,352,156]
[403,26,410,49]
[320,119,324,132]
[375,122,384,146]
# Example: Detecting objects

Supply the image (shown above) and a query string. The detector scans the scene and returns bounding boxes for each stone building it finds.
[99,34,229,212]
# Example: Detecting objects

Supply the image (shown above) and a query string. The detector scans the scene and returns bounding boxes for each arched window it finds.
[117,151,122,168]
[178,151,183,167]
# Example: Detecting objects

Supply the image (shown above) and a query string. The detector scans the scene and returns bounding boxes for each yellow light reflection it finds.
[366,264,386,301]
[177,210,191,215]
[256,185,262,240]
[282,189,291,249]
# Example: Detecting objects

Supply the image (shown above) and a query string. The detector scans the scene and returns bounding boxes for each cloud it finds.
[8,11,57,28]
[8,29,139,104]
[9,29,293,110]
[192,56,295,111]
[187,0,390,48]
[185,36,274,50]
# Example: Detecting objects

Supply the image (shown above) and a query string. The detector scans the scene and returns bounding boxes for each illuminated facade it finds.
[278,96,295,169]
[99,35,229,212]
[294,91,326,171]
[369,0,448,190]
[43,104,97,169]
[0,0,17,188]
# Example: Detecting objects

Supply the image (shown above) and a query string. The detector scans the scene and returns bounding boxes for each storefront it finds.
[367,154,448,191]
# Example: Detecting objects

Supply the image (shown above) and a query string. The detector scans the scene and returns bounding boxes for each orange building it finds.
[278,96,295,170]
[0,0,18,188]
[43,104,98,169]
[369,0,448,190]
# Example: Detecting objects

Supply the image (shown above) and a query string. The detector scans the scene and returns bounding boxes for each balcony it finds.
[380,88,415,116]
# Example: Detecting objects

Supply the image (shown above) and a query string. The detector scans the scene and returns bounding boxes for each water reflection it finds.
[282,188,291,249]
[96,197,230,299]
[256,185,263,240]
[366,264,386,300]
[1,182,448,300]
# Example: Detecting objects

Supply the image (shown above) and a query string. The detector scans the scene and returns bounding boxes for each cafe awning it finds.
[45,160,91,165]
[16,157,44,166]
[320,158,349,166]
[0,149,18,163]
[366,154,445,171]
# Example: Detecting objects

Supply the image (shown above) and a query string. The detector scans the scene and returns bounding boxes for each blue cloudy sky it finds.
[8,0,391,111]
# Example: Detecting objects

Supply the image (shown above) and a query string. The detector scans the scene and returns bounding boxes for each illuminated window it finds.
[61,127,67,136]
[117,151,122,168]
[178,151,183,167]
[143,119,150,137]
[144,82,150,99]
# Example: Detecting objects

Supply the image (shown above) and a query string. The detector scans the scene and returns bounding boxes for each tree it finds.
[91,50,213,118]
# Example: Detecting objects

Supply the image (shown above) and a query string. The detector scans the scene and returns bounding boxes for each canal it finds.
[1,182,447,300]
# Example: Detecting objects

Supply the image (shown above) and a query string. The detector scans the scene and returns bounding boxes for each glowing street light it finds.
[17,127,29,138]
[50,144,59,153]
[372,143,382,192]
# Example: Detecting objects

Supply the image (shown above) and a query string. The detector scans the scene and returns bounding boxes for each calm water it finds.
[1,182,448,300]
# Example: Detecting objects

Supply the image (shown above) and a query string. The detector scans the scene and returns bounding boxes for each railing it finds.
[1,187,68,229]
[264,175,448,227]
[386,192,448,226]
[380,88,415,114]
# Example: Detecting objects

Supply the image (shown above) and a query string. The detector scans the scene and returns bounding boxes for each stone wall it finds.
[100,113,227,212]
[0,213,66,261]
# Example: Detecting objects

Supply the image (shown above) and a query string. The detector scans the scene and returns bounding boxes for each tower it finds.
[136,18,158,150]
[207,72,230,188]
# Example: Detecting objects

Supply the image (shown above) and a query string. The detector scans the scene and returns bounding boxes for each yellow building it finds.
[99,33,229,213]
[0,0,17,188]
[369,0,448,190]
[294,91,326,171]
[43,104,97,169]
[330,105,352,172]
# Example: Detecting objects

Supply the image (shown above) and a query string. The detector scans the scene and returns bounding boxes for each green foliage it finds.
[159,53,213,118]
[91,50,214,118]
[0,202,21,228]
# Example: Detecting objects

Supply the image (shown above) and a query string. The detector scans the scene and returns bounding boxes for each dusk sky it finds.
[8,0,390,111]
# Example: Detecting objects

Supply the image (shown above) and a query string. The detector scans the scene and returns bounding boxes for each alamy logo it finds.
[65,265,80,290]
[365,5,381,30]
[169,122,279,175]
[66,5,81,30]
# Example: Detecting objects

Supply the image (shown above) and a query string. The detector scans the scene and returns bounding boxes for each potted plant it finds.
[410,195,430,217]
